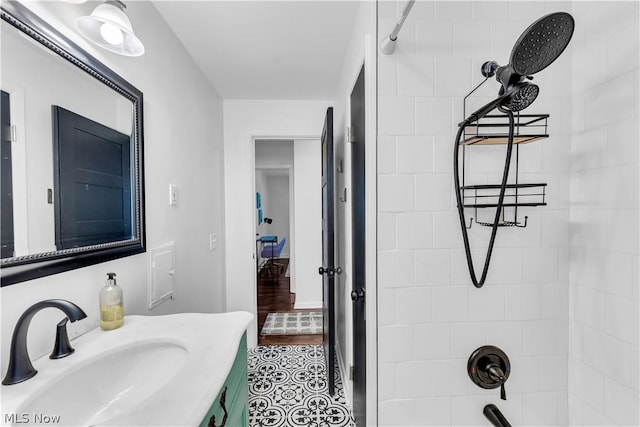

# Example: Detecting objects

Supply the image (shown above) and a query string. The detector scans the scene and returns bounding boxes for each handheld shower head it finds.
[463,81,538,124]
[504,82,539,112]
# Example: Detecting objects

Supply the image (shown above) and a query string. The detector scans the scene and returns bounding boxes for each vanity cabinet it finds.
[199,333,248,427]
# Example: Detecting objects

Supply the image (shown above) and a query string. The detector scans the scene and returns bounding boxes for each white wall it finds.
[223,99,332,347]
[377,2,573,425]
[264,175,291,257]
[255,140,294,166]
[1,1,226,377]
[568,2,640,425]
[293,139,323,309]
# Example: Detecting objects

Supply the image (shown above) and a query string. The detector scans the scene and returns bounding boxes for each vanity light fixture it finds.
[75,0,144,57]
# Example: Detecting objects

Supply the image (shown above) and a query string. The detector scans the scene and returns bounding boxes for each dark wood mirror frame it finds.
[0,1,145,286]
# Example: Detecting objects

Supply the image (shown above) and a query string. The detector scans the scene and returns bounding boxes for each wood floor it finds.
[257,258,323,346]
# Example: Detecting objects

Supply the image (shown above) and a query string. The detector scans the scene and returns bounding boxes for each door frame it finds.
[349,62,368,425]
[332,33,378,424]
[363,32,378,426]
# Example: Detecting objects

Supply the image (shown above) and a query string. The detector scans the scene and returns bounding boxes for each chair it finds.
[260,237,287,275]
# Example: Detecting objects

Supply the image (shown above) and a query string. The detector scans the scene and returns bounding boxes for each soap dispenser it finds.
[100,272,124,331]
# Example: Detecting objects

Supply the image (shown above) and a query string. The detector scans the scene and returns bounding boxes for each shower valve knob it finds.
[468,345,511,401]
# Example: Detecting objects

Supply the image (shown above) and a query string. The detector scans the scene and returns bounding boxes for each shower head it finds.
[465,11,574,123]
[510,12,575,76]
[504,82,539,112]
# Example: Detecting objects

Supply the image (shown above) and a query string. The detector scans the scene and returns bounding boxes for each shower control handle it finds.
[468,345,510,401]
[486,364,507,400]
[487,364,505,382]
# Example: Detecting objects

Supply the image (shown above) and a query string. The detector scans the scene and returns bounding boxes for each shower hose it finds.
[453,107,515,288]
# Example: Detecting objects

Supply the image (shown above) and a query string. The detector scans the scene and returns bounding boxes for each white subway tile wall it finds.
[568,2,640,425]
[377,1,639,426]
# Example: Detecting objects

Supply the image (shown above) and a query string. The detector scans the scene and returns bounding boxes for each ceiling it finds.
[153,1,361,100]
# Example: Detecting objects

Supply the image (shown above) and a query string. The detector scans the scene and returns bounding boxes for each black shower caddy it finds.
[452,11,573,290]
[458,101,550,228]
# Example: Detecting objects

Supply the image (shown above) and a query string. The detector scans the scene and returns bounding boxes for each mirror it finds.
[1,2,145,286]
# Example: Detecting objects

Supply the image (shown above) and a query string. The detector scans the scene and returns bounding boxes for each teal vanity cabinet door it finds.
[200,333,248,427]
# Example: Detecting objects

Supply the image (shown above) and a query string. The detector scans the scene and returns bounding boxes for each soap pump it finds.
[99,272,124,331]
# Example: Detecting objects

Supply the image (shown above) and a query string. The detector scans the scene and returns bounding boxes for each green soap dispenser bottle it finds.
[100,272,124,331]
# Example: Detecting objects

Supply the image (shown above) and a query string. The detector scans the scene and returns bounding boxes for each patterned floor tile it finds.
[248,345,354,427]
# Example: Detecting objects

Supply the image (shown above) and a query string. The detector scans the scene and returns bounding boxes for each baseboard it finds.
[293,301,322,310]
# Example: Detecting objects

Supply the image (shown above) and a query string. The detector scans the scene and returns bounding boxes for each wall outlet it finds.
[169,184,178,206]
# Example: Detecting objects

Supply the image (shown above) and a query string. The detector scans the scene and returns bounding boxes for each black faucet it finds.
[2,299,87,385]
[484,404,512,427]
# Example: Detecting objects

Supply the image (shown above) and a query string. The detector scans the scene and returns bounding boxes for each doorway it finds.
[253,139,323,346]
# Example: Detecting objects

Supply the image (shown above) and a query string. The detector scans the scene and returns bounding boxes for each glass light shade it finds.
[75,1,144,57]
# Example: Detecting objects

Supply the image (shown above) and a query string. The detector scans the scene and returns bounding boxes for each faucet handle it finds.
[487,364,505,382]
[468,345,511,401]
[50,317,75,359]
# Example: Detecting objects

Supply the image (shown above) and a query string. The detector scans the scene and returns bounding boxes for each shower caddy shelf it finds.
[461,113,549,145]
[458,110,550,228]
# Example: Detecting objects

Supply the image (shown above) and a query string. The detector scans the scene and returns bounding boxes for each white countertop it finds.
[1,311,253,427]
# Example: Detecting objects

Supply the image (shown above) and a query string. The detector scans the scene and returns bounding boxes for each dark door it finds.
[1,90,14,259]
[350,65,366,425]
[320,107,336,396]
[53,106,132,249]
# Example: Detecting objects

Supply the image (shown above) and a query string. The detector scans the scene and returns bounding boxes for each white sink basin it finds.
[1,312,253,427]
[20,341,187,426]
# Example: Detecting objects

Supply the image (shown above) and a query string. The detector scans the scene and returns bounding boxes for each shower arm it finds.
[379,0,416,55]
[453,107,516,288]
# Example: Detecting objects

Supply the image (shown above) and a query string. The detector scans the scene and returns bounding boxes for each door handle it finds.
[318,267,343,277]
[350,288,365,302]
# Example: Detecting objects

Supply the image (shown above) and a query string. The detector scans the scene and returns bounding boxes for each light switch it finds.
[209,233,217,251]
[169,184,178,206]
